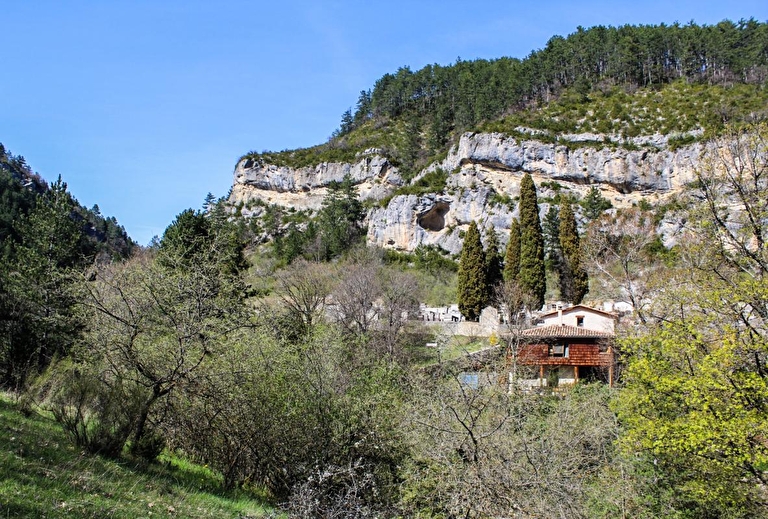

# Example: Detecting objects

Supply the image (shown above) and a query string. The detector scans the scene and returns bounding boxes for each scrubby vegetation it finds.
[484,80,768,142]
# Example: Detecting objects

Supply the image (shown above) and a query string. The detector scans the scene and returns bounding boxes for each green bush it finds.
[34,360,143,458]
[130,428,166,462]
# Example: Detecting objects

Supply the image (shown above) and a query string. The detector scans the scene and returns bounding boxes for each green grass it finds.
[0,394,276,519]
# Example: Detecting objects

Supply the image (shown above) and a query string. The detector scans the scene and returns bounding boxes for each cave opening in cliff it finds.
[417,202,450,232]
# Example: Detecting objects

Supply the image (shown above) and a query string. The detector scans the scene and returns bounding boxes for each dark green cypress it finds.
[518,174,546,310]
[484,227,504,291]
[542,204,562,271]
[504,218,521,283]
[559,200,589,303]
[457,220,487,321]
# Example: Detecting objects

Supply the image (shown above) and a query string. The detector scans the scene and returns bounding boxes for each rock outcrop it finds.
[229,132,703,253]
[229,150,403,213]
[367,188,516,255]
[438,132,700,193]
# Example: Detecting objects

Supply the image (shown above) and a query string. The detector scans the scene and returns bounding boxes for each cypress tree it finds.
[559,200,589,303]
[457,220,487,321]
[518,174,546,310]
[484,227,503,291]
[542,205,562,271]
[504,218,521,282]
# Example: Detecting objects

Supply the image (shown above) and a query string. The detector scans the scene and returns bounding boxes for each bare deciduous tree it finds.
[377,268,421,359]
[333,260,381,336]
[275,259,336,334]
[582,208,659,322]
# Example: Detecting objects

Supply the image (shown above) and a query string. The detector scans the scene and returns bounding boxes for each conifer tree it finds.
[484,227,504,292]
[558,200,589,303]
[318,174,365,260]
[457,220,487,321]
[504,218,521,283]
[542,205,562,270]
[518,174,546,310]
[581,186,612,221]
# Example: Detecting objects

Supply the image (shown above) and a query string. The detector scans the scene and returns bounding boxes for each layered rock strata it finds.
[229,133,702,253]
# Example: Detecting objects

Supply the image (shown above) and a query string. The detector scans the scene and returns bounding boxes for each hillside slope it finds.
[227,20,768,253]
[0,394,272,518]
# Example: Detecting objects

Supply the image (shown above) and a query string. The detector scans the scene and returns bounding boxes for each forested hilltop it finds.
[244,19,768,177]
[3,18,768,519]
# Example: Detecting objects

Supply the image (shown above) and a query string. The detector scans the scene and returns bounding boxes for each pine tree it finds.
[457,221,487,321]
[484,227,503,291]
[542,205,562,271]
[317,175,365,260]
[6,177,83,385]
[581,186,612,221]
[518,174,546,310]
[559,200,589,303]
[504,218,521,283]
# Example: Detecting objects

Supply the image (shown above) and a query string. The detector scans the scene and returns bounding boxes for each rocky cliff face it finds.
[229,149,403,214]
[440,132,700,193]
[229,132,702,253]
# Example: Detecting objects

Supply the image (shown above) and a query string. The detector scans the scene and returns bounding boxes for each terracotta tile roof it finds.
[521,324,613,339]
[539,304,618,320]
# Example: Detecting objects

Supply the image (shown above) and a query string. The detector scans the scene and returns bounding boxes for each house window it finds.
[576,316,585,327]
[549,343,568,357]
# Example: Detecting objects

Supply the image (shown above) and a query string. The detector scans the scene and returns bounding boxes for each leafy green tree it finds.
[413,244,458,281]
[518,174,546,310]
[616,124,768,517]
[581,186,612,221]
[558,200,588,303]
[337,109,354,136]
[484,227,503,292]
[66,242,247,455]
[457,221,487,321]
[159,208,246,278]
[503,218,521,283]
[158,209,211,264]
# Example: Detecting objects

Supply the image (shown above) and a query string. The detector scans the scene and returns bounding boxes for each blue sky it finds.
[2,1,767,245]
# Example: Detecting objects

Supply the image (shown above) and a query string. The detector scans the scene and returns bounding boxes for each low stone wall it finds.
[421,320,500,337]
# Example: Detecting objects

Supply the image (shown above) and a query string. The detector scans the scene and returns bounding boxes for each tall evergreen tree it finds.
[504,219,521,283]
[484,227,504,291]
[542,205,562,271]
[558,200,589,303]
[2,178,83,387]
[518,174,546,310]
[457,221,487,321]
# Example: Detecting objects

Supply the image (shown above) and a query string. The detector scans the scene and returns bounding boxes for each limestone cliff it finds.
[229,148,403,214]
[229,132,702,253]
